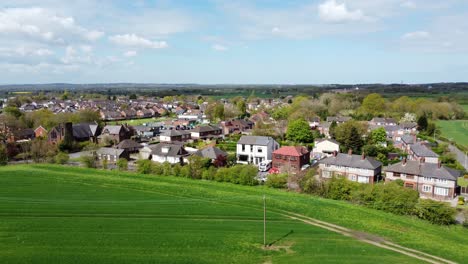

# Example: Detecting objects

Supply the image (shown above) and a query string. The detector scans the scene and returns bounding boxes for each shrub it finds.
[325,177,359,201]
[414,199,456,225]
[0,144,8,166]
[54,152,69,164]
[117,158,128,171]
[102,159,108,169]
[266,173,288,189]
[136,160,153,174]
[371,182,419,215]
[80,155,97,168]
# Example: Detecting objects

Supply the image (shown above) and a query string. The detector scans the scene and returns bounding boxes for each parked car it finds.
[258,160,272,172]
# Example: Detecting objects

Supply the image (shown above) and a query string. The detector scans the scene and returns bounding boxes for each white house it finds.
[236,136,279,165]
[312,139,340,159]
[139,143,189,164]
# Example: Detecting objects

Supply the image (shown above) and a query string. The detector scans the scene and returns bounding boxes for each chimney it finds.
[348,149,353,155]
[361,152,366,160]
[333,151,338,157]
[420,157,425,164]
[437,161,441,168]
[402,157,407,166]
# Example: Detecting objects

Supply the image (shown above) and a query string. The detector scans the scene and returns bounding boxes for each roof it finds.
[315,138,340,145]
[273,146,309,157]
[160,130,191,137]
[371,117,397,124]
[147,143,189,157]
[410,143,438,158]
[401,134,415,145]
[326,116,351,123]
[102,125,125,135]
[191,125,221,133]
[237,136,276,146]
[385,160,461,181]
[72,123,95,139]
[117,139,142,150]
[96,147,125,156]
[400,122,417,129]
[319,153,382,170]
[194,146,227,159]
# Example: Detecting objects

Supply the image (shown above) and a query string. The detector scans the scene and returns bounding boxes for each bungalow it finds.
[312,139,340,159]
[236,136,279,165]
[116,139,142,153]
[272,146,310,174]
[193,146,228,161]
[190,125,222,140]
[318,151,383,184]
[144,143,189,164]
[385,159,461,200]
[96,147,129,162]
[159,130,191,143]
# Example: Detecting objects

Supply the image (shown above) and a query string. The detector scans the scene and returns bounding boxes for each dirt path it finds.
[281,211,457,264]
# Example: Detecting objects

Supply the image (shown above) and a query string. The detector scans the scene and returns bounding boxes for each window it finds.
[406,174,414,179]
[423,177,433,182]
[241,144,245,151]
[434,187,449,196]
[357,176,369,183]
[258,148,263,153]
[275,155,281,159]
[350,175,357,181]
[290,156,297,161]
[437,179,447,184]
[422,185,432,193]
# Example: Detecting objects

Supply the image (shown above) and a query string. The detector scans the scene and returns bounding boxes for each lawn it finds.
[107,117,165,126]
[462,104,468,115]
[436,120,468,148]
[0,165,466,263]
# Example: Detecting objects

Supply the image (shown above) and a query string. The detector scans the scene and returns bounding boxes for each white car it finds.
[258,160,272,172]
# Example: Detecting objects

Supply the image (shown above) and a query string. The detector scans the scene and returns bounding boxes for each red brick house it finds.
[272,146,310,174]
[34,126,48,138]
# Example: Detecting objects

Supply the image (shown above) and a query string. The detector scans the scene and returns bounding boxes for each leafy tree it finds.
[417,115,428,131]
[335,121,365,153]
[129,94,137,100]
[266,173,288,188]
[369,127,387,145]
[117,158,128,171]
[371,182,419,215]
[213,154,227,167]
[236,100,247,117]
[325,177,359,201]
[345,126,363,153]
[187,155,211,179]
[0,144,8,166]
[286,118,314,143]
[359,93,386,117]
[136,160,153,174]
[3,106,22,118]
[329,121,337,139]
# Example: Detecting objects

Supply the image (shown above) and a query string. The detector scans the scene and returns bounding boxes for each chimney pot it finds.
[402,157,407,165]
[361,152,366,160]
[333,151,338,157]
[438,161,441,168]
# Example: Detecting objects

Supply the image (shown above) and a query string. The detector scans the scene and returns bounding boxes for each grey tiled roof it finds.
[194,146,227,159]
[96,147,125,156]
[237,136,275,146]
[385,160,460,181]
[401,134,415,145]
[148,143,189,157]
[410,143,438,158]
[319,153,382,170]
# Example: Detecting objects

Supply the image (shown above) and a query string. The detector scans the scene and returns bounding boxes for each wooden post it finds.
[263,195,266,247]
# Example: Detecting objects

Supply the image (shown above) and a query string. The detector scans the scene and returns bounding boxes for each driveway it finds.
[447,144,467,170]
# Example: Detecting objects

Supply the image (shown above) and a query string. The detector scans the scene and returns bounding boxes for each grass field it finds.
[462,104,468,115]
[0,165,467,263]
[107,117,163,126]
[436,120,468,148]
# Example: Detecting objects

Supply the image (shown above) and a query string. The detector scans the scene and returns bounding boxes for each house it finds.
[317,122,331,138]
[98,125,132,144]
[193,146,228,161]
[309,117,320,128]
[399,134,417,152]
[133,125,159,139]
[318,151,383,184]
[408,143,439,164]
[141,143,189,164]
[190,125,222,140]
[34,126,48,138]
[312,139,340,159]
[116,139,142,153]
[8,128,35,142]
[100,110,123,121]
[137,109,155,118]
[272,146,310,174]
[48,123,72,144]
[326,116,351,124]
[96,147,129,162]
[385,159,461,200]
[159,130,191,143]
[72,123,100,143]
[120,109,137,119]
[219,119,253,135]
[369,117,397,126]
[399,122,418,133]
[236,136,279,165]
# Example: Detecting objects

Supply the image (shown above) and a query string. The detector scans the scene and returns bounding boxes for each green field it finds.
[436,120,468,148]
[0,165,467,263]
[108,117,163,126]
[462,104,468,115]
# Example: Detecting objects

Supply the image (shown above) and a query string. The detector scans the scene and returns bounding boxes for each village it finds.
[0,92,465,205]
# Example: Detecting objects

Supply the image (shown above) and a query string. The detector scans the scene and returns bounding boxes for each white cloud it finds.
[318,0,366,23]
[109,34,168,49]
[401,31,430,40]
[0,46,54,57]
[212,44,228,51]
[124,50,137,57]
[400,1,416,8]
[0,7,104,44]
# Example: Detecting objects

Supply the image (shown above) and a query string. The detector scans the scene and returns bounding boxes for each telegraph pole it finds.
[263,195,266,248]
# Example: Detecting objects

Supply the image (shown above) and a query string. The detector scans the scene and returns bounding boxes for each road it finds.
[447,144,468,171]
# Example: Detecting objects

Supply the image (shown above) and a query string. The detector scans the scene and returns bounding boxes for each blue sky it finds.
[1,0,468,84]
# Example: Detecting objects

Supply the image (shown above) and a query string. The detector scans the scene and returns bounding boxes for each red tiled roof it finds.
[273,146,309,157]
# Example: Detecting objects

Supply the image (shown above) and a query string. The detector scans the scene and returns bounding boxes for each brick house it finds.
[159,130,191,143]
[98,125,132,144]
[190,125,222,140]
[34,126,48,138]
[385,159,461,201]
[219,119,253,135]
[272,146,310,174]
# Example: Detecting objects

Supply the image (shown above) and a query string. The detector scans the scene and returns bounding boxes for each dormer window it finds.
[162,147,170,153]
